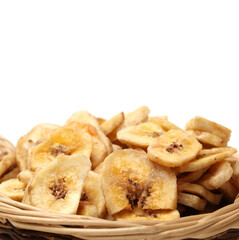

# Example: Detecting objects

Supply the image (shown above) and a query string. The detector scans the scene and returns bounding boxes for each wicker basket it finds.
[0,192,239,240]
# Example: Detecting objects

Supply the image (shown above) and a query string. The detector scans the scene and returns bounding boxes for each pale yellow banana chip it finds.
[147,129,202,167]
[177,192,206,211]
[16,123,60,170]
[185,116,231,145]
[97,117,106,125]
[100,112,124,136]
[197,160,233,190]
[114,207,180,221]
[30,123,93,171]
[177,147,237,173]
[23,154,91,214]
[117,122,164,148]
[102,149,177,215]
[124,106,150,127]
[177,181,222,205]
[0,178,25,201]
[187,130,225,147]
[79,171,106,218]
[149,116,181,131]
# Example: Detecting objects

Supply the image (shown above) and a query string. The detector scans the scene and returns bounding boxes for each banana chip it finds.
[117,122,164,148]
[100,112,124,136]
[178,181,222,205]
[177,147,237,173]
[185,116,231,146]
[0,178,25,201]
[149,116,181,131]
[23,154,91,214]
[30,124,93,171]
[177,192,206,211]
[148,129,202,167]
[101,149,177,215]
[197,160,233,190]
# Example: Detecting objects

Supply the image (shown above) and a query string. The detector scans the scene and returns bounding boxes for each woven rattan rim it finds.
[0,192,239,240]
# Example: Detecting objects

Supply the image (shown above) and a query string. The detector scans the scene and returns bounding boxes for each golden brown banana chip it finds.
[16,123,60,170]
[114,207,180,221]
[187,130,225,147]
[147,129,202,167]
[30,123,93,171]
[97,117,106,125]
[177,192,206,211]
[178,167,208,183]
[0,178,25,201]
[148,116,181,131]
[112,144,122,152]
[185,116,231,145]
[177,181,222,205]
[197,160,233,190]
[220,180,239,202]
[117,122,164,148]
[100,112,124,136]
[177,147,237,173]
[0,136,16,178]
[102,149,177,215]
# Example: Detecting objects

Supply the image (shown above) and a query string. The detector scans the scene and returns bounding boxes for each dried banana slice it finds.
[185,116,231,145]
[66,121,107,169]
[114,207,180,221]
[147,130,202,167]
[78,171,106,218]
[101,149,177,215]
[197,160,233,190]
[187,130,225,147]
[0,136,16,178]
[0,178,25,201]
[148,116,181,131]
[117,122,164,148]
[177,192,206,211]
[77,202,98,217]
[108,106,150,142]
[65,110,112,155]
[177,181,222,205]
[23,154,91,214]
[16,123,60,170]
[30,123,93,171]
[177,147,237,173]
[100,112,124,136]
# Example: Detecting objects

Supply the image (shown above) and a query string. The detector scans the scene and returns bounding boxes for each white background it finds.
[0,1,239,148]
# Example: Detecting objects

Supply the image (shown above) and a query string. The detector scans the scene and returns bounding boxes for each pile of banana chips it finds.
[0,106,238,221]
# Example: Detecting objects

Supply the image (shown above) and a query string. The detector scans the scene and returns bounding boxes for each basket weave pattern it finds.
[0,192,239,240]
